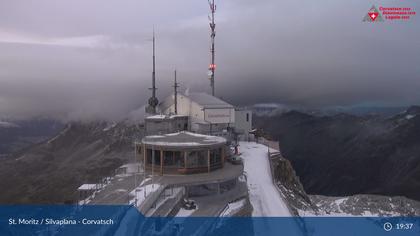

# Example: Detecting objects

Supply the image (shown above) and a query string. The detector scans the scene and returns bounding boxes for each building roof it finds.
[187,92,234,109]
[142,131,226,148]
[78,184,97,191]
[145,114,188,120]
[159,92,234,112]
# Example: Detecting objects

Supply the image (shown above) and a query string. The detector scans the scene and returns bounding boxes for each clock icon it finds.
[384,222,393,232]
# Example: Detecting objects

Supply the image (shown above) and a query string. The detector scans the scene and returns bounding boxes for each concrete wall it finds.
[189,100,205,124]
[234,109,252,135]
[194,123,231,134]
[204,108,235,124]
[145,116,189,135]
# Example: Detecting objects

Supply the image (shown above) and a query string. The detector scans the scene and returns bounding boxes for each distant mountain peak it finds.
[405,105,420,115]
[282,110,313,118]
[0,121,19,128]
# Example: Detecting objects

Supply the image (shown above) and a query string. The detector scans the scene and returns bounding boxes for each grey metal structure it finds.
[146,30,159,114]
[173,70,179,115]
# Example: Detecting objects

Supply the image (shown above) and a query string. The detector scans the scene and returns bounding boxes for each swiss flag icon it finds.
[369,12,379,21]
[363,5,383,22]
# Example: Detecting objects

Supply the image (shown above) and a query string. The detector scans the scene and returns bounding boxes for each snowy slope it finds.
[305,195,420,216]
[240,141,291,216]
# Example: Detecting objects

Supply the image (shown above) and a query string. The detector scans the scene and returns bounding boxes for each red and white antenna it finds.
[208,0,216,96]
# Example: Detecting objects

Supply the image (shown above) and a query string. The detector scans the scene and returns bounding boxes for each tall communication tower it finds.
[208,0,216,96]
[146,29,159,114]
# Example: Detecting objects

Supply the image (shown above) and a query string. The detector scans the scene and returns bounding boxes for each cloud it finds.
[0,30,111,48]
[0,0,419,121]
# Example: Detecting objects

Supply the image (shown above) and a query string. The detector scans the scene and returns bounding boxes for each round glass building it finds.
[140,131,227,175]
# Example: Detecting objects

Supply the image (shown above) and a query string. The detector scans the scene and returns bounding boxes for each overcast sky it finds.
[0,0,419,121]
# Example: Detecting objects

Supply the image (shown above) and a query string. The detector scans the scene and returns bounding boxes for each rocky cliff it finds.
[255,106,420,202]
[0,121,143,204]
[269,143,420,216]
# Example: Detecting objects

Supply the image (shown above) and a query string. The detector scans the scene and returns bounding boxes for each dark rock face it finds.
[270,152,315,215]
[0,121,144,204]
[270,148,420,216]
[254,106,420,201]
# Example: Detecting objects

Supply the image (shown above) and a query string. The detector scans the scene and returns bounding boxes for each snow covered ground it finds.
[304,195,420,216]
[239,141,291,217]
[240,142,304,236]
[176,207,198,217]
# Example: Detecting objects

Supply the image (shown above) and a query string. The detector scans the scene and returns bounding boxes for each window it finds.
[210,148,222,165]
[173,152,184,167]
[246,113,249,122]
[164,151,175,165]
[146,149,161,165]
[187,151,207,168]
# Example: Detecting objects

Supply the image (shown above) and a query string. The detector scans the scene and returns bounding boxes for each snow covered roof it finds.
[187,92,234,109]
[145,114,188,120]
[159,92,234,111]
[77,184,97,191]
[142,131,226,148]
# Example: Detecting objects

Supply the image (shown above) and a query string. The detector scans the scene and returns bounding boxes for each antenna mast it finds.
[208,0,216,96]
[173,70,179,115]
[147,29,159,114]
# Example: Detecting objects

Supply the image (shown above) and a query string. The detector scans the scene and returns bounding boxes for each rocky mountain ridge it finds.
[271,153,420,216]
[255,106,420,202]
[0,119,64,157]
[0,120,143,203]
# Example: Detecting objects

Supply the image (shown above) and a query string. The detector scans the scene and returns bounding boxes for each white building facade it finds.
[160,92,238,134]
[234,108,252,139]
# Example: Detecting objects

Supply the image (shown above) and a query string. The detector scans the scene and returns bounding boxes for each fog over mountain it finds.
[1,0,419,121]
